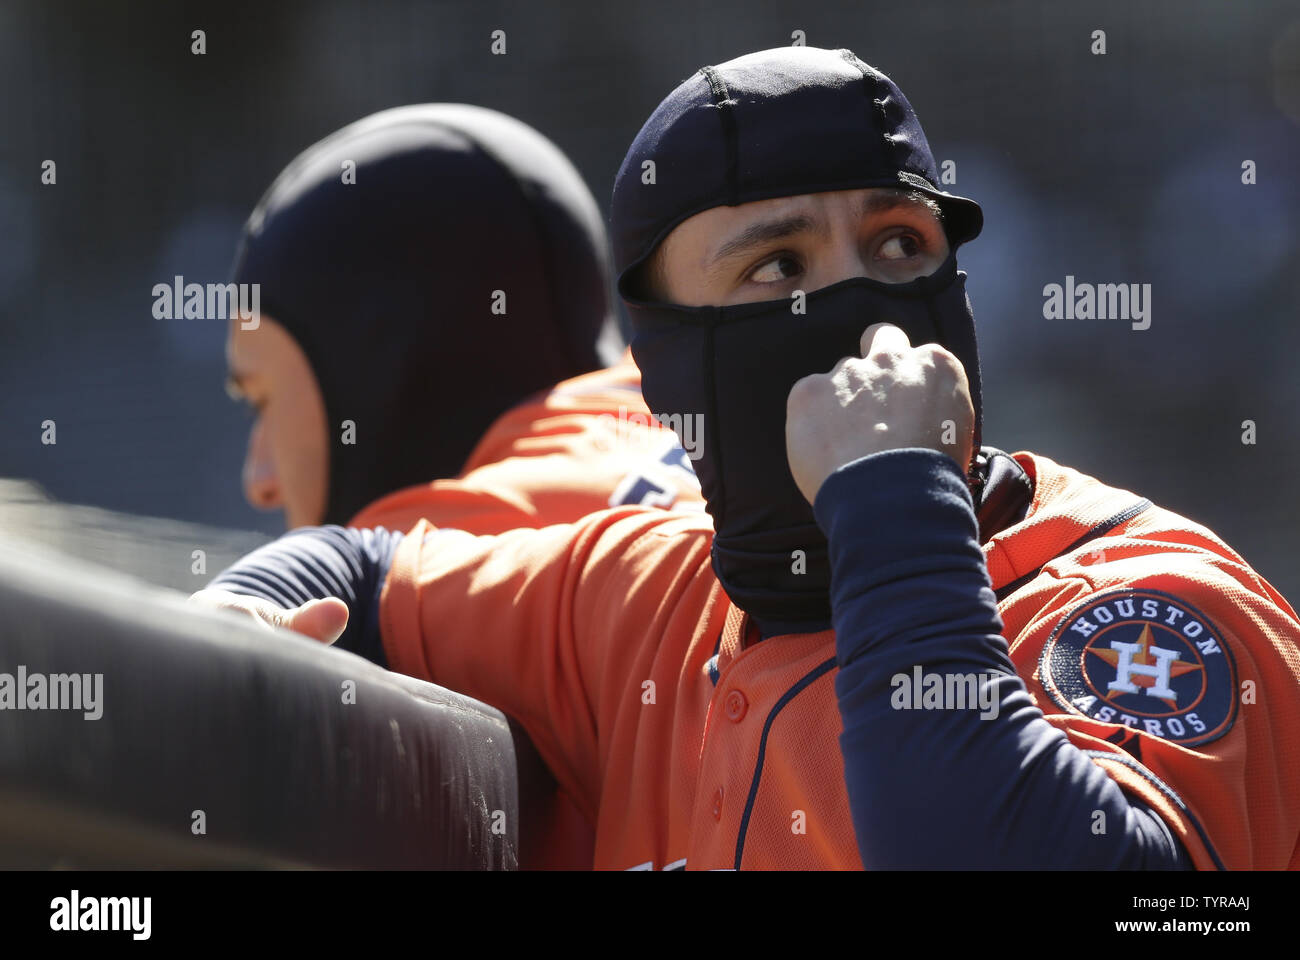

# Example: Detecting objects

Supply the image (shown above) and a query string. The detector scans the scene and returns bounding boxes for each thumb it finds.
[859,322,911,358]
[282,597,350,645]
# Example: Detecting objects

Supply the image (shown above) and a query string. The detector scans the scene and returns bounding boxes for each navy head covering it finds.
[611,47,985,631]
[612,46,981,286]
[233,104,614,526]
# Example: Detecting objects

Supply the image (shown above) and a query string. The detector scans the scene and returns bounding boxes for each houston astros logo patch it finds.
[1039,589,1237,747]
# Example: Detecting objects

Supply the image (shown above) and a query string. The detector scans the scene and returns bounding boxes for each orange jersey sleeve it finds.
[348,353,703,535]
[380,508,724,838]
[993,453,1300,870]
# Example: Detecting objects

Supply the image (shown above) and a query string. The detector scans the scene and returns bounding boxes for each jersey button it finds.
[712,787,724,821]
[724,690,748,722]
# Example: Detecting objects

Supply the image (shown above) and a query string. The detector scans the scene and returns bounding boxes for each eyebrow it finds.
[703,191,941,277]
[705,214,822,273]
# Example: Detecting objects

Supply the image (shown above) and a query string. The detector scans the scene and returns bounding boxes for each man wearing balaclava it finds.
[196,49,1300,870]
[210,103,702,870]
[226,103,617,529]
[214,102,701,644]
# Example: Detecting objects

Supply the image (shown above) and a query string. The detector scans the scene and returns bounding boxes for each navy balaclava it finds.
[612,47,985,631]
[233,104,614,526]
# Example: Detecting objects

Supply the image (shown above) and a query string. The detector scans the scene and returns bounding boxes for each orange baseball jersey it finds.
[348,350,704,534]
[344,351,701,871]
[378,451,1300,869]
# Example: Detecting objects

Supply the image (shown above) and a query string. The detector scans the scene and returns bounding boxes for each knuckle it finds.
[829,355,862,383]
[930,345,963,371]
[827,355,850,375]
[787,373,821,409]
[867,348,897,368]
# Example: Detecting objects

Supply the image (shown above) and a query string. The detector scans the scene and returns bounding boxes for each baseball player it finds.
[217,102,701,637]
[211,103,701,867]
[199,47,1299,869]
[227,102,626,530]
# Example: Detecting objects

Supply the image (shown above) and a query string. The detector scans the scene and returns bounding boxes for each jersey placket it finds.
[687,605,835,869]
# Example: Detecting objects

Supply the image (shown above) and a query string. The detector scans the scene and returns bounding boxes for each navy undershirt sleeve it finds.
[813,448,1191,869]
[206,525,403,668]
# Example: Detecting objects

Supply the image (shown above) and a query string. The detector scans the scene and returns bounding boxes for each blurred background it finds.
[0,0,1297,600]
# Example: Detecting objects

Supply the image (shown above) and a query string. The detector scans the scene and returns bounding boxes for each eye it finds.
[748,254,802,284]
[876,233,922,261]
[230,389,264,419]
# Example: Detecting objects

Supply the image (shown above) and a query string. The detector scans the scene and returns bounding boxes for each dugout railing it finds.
[0,536,518,869]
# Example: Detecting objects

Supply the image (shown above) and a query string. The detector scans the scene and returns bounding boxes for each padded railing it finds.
[0,537,518,869]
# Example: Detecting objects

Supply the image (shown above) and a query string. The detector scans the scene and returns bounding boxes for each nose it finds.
[827,247,874,286]
[242,419,281,511]
[825,222,875,285]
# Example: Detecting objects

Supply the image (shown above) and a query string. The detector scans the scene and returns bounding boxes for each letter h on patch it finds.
[1107,635,1181,701]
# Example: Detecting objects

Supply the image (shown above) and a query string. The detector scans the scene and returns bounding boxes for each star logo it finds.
[1088,624,1204,710]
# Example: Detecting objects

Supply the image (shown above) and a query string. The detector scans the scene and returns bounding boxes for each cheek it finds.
[269,400,329,521]
[243,420,275,484]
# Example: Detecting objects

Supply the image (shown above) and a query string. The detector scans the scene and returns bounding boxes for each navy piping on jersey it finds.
[1083,750,1226,871]
[706,626,724,687]
[733,656,837,870]
[1104,726,1144,763]
[994,498,1153,603]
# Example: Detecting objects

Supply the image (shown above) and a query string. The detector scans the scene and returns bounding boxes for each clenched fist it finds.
[785,323,975,504]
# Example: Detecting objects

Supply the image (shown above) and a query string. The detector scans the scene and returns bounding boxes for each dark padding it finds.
[0,537,518,869]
